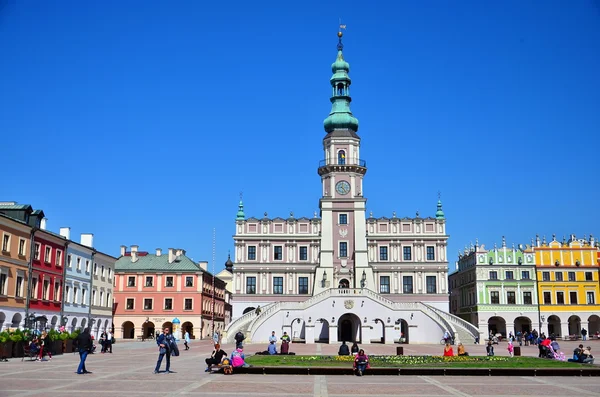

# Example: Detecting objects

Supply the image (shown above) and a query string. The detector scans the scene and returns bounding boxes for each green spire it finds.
[323,30,359,133]
[436,199,445,220]
[236,195,245,221]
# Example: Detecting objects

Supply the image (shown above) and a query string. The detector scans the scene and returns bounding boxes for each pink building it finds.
[113,246,227,340]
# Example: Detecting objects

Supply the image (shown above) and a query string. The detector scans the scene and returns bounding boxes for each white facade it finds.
[224,33,478,344]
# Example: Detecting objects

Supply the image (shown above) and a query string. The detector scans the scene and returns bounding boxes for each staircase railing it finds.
[422,303,480,337]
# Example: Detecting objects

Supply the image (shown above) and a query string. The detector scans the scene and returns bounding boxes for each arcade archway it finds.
[588,315,600,335]
[122,321,135,339]
[547,315,561,337]
[514,316,532,333]
[143,321,156,338]
[488,316,506,337]
[337,313,361,343]
[568,315,581,336]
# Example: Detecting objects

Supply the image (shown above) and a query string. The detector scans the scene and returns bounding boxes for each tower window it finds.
[339,242,348,258]
[338,150,346,165]
[339,214,347,225]
[337,83,344,96]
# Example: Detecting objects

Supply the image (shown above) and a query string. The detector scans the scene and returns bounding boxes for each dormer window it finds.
[338,150,346,165]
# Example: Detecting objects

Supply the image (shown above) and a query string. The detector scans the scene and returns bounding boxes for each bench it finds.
[137,336,145,341]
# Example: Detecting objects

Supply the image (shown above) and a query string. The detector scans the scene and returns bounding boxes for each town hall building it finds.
[224,31,479,344]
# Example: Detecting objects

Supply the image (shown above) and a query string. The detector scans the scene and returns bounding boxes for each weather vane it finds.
[438,190,441,200]
[239,191,243,201]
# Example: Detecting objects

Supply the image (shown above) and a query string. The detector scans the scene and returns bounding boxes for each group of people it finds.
[337,341,370,376]
[267,331,291,354]
[443,342,469,356]
[28,331,53,361]
[569,344,595,364]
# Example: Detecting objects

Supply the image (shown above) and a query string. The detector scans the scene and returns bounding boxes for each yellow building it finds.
[535,235,600,339]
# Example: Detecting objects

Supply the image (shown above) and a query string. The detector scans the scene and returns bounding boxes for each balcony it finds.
[318,158,367,176]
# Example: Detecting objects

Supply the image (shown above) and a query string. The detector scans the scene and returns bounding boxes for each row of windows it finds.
[374,245,437,261]
[541,271,594,282]
[66,255,113,279]
[489,291,533,305]
[246,276,310,294]
[33,243,62,267]
[1,233,27,256]
[489,270,531,280]
[244,245,438,262]
[127,275,195,288]
[542,291,596,305]
[126,297,201,312]
[380,275,437,294]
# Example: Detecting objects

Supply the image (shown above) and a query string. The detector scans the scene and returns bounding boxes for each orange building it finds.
[113,246,227,340]
[0,212,32,330]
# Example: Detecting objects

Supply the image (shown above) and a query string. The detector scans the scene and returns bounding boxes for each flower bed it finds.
[245,355,584,369]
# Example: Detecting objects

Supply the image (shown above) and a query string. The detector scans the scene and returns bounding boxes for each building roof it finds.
[0,203,32,210]
[115,252,207,273]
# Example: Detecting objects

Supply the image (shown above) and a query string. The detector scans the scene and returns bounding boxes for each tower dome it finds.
[323,30,359,133]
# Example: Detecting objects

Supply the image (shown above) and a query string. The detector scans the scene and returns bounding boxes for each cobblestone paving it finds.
[0,339,598,397]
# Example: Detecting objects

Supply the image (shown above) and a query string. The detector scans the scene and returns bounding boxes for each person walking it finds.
[154,327,174,374]
[105,329,113,353]
[234,331,245,349]
[99,331,107,353]
[76,328,93,375]
[582,328,588,341]
[183,330,190,351]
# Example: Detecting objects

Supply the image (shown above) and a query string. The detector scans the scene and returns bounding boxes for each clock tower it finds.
[315,30,371,294]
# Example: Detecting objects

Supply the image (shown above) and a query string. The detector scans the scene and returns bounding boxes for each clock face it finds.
[335,180,351,195]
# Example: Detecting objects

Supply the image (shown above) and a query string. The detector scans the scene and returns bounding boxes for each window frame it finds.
[143,298,153,311]
[490,291,500,304]
[379,246,388,261]
[273,276,284,294]
[247,246,257,261]
[165,276,174,287]
[585,272,593,281]
[185,276,194,287]
[126,297,135,310]
[299,246,308,261]
[568,271,576,281]
[570,291,578,305]
[506,291,516,304]
[273,246,283,261]
[403,246,412,261]
[542,271,550,281]
[587,291,595,304]
[0,270,7,296]
[543,291,551,304]
[1,233,9,252]
[521,270,530,280]
[523,291,532,305]
[34,243,40,260]
[426,275,437,294]
[164,297,173,310]
[505,271,514,280]
[339,214,348,225]
[298,277,309,294]
[489,271,498,280]
[184,298,193,311]
[339,242,348,258]
[44,246,51,263]
[246,276,256,294]
[145,276,154,287]
[426,246,435,261]
[15,273,24,298]
[556,291,565,305]
[555,271,563,281]
[18,238,26,256]
[127,276,136,287]
[379,276,390,294]
[402,275,413,294]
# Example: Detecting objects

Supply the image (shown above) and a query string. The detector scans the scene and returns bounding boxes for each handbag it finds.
[111,337,115,344]
[159,347,167,355]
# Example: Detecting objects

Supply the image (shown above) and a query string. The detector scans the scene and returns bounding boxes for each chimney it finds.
[59,227,71,240]
[176,248,186,258]
[156,248,162,256]
[131,245,139,263]
[198,261,208,271]
[81,233,94,248]
[168,248,176,264]
[40,218,47,230]
[120,245,127,257]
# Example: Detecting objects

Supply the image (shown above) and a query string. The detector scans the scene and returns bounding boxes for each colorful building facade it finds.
[449,238,539,340]
[225,31,479,345]
[91,250,117,338]
[114,246,227,340]
[0,212,32,330]
[535,235,600,337]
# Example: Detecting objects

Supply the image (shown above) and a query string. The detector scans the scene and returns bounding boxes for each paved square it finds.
[0,339,598,397]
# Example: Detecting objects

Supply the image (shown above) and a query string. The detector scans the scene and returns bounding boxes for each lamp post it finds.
[26,313,36,330]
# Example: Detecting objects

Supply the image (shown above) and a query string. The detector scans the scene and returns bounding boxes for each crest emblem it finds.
[339,229,348,238]
[344,300,354,309]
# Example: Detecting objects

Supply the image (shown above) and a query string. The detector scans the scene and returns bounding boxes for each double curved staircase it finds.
[224,288,479,344]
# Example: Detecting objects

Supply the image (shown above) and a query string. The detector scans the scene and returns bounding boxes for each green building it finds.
[449,237,540,340]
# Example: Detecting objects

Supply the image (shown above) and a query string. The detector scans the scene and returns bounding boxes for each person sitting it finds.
[338,341,350,356]
[231,346,249,368]
[582,346,595,364]
[280,332,290,354]
[443,343,454,356]
[569,344,584,363]
[205,344,227,372]
[351,342,359,355]
[353,349,369,376]
[457,343,469,356]
[486,341,495,356]
[267,340,277,355]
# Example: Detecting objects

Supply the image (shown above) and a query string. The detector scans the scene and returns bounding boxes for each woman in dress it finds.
[443,342,454,356]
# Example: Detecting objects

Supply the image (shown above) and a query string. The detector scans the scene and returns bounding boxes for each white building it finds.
[224,31,478,344]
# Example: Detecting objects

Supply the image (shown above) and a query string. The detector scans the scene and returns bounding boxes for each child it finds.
[507,340,514,357]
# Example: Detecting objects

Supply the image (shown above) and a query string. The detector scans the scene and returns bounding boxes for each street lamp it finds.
[26,313,36,330]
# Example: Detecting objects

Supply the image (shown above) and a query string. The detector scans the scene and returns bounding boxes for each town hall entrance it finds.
[338,313,361,343]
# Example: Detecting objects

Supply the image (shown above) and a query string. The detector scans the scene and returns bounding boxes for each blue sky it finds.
[1,1,599,272]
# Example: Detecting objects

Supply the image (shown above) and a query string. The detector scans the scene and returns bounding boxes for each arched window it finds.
[338,150,346,165]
